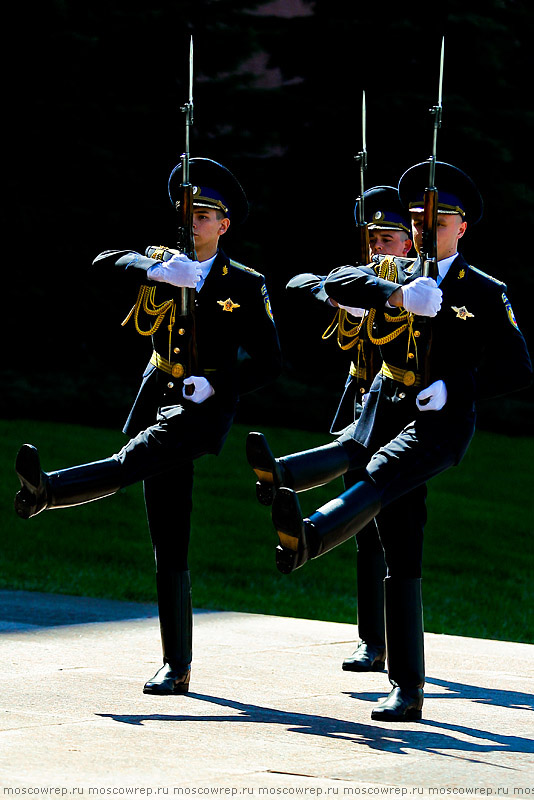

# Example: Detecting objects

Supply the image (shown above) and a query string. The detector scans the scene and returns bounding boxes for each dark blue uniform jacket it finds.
[93,248,282,446]
[323,254,532,453]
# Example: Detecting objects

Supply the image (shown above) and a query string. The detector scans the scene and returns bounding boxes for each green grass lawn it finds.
[1,418,532,643]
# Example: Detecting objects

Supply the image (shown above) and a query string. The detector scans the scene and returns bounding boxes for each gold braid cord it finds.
[322,308,365,351]
[366,257,414,354]
[322,256,418,363]
[121,246,177,357]
[121,285,176,336]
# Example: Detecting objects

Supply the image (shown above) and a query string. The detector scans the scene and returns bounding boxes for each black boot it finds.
[343,642,386,672]
[343,530,387,672]
[246,432,350,506]
[143,570,193,695]
[14,444,122,519]
[272,481,381,574]
[371,577,425,722]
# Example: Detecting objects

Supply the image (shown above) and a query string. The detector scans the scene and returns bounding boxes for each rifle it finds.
[354,90,370,267]
[419,37,445,391]
[127,38,199,393]
[177,36,198,283]
[421,37,444,281]
[177,36,199,392]
[322,90,370,391]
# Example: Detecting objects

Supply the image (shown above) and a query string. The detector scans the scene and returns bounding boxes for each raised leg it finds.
[14,444,121,519]
[272,480,382,574]
[246,432,351,506]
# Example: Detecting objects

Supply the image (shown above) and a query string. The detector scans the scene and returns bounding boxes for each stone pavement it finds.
[0,591,532,798]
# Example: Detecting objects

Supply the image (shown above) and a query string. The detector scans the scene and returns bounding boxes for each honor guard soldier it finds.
[280,186,413,675]
[14,157,282,695]
[247,162,532,721]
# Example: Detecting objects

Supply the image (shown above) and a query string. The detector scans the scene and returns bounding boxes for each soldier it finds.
[247,162,532,721]
[14,157,282,696]
[278,186,413,675]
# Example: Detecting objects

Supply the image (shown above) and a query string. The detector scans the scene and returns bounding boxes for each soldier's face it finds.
[369,229,412,258]
[410,212,467,261]
[193,208,230,256]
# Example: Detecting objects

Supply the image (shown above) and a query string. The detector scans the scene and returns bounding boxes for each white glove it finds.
[182,376,215,404]
[401,277,442,317]
[338,303,366,318]
[147,253,202,288]
[416,380,447,411]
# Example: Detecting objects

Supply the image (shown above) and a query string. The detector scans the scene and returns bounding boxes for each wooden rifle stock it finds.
[420,185,438,393]
[355,222,370,267]
[422,187,438,280]
[177,180,196,314]
[177,168,199,396]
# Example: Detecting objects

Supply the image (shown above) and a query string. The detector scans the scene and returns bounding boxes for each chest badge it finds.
[217,297,241,312]
[452,305,474,320]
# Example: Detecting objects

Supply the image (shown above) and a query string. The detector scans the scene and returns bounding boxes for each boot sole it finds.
[272,488,305,573]
[371,707,422,721]
[246,433,278,506]
[14,445,46,519]
[15,444,42,491]
[143,683,190,696]
[342,659,386,672]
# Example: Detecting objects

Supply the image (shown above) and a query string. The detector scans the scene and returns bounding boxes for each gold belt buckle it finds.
[403,370,416,387]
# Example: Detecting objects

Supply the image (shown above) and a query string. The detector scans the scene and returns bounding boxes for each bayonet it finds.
[181,35,194,184]
[429,36,444,188]
[354,90,369,265]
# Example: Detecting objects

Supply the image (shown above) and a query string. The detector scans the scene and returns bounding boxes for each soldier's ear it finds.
[219,218,231,236]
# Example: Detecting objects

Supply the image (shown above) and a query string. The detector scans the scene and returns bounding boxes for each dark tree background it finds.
[4,0,533,433]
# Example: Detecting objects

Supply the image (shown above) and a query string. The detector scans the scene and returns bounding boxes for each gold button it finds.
[173,347,181,354]
[171,363,185,378]
[407,352,414,360]
[167,382,174,389]
[414,330,420,338]
[403,371,416,387]
[178,328,186,336]
[398,392,406,399]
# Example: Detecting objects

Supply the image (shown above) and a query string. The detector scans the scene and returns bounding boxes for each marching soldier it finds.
[247,162,532,721]
[280,186,413,674]
[14,157,282,695]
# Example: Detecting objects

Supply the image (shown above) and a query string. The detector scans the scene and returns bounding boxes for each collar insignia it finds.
[222,265,229,275]
[502,293,519,330]
[452,305,474,320]
[217,298,241,312]
[458,268,466,279]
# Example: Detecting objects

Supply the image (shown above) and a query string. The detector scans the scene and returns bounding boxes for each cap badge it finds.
[373,211,384,221]
[452,305,474,320]
[217,298,241,312]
